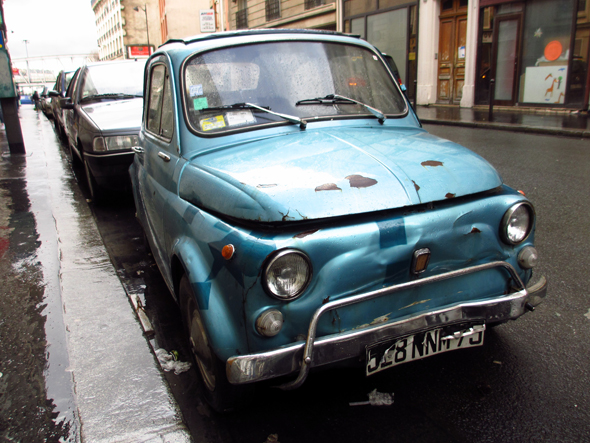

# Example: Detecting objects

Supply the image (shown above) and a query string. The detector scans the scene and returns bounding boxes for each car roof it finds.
[161,28,361,48]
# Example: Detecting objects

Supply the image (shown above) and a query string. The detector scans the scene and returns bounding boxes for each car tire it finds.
[84,158,103,203]
[179,274,253,412]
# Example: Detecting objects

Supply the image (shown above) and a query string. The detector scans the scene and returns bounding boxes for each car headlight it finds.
[263,249,312,300]
[93,135,139,152]
[501,202,534,245]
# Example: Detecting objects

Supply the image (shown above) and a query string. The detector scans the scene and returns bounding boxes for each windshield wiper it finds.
[200,102,307,130]
[296,94,386,124]
[81,93,141,102]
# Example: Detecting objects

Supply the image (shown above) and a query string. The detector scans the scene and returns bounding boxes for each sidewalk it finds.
[416,104,590,138]
[0,108,191,442]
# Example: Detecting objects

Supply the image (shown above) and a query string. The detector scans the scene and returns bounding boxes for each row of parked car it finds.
[43,60,146,201]
[42,29,547,413]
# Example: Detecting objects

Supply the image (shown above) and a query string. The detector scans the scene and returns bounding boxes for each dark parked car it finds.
[49,69,77,138]
[130,29,547,412]
[40,85,54,118]
[60,59,145,201]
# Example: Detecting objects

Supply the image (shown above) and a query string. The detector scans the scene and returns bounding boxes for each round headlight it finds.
[263,249,312,300]
[501,202,534,245]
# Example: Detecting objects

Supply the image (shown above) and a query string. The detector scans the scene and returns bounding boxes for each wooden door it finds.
[437,14,467,103]
[437,0,468,104]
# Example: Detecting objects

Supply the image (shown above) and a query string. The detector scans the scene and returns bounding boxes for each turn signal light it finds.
[412,248,431,275]
[222,244,235,260]
[255,309,284,337]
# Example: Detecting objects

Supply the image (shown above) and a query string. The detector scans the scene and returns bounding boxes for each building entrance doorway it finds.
[437,0,468,104]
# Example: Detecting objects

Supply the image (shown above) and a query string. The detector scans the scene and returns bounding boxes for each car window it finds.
[65,71,76,91]
[160,73,174,139]
[80,62,144,99]
[147,64,174,140]
[66,69,80,99]
[183,41,406,135]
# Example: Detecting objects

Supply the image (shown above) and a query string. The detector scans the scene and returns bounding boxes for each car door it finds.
[63,68,81,152]
[136,57,179,279]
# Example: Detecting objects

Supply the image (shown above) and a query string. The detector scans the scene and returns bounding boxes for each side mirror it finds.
[59,97,74,110]
[48,90,59,97]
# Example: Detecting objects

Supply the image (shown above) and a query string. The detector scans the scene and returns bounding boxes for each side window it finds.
[147,65,165,134]
[160,72,174,139]
[66,69,80,100]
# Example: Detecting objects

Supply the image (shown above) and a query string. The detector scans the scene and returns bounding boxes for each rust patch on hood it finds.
[294,229,319,239]
[470,227,481,234]
[445,193,456,199]
[421,160,444,167]
[346,175,378,188]
[315,183,342,192]
[412,180,420,191]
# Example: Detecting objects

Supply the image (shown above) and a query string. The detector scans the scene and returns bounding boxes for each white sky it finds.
[3,0,99,60]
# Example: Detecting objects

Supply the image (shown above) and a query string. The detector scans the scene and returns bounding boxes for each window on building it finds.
[266,0,280,21]
[236,0,248,29]
[305,0,325,10]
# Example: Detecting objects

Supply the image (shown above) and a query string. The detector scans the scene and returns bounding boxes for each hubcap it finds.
[189,306,216,392]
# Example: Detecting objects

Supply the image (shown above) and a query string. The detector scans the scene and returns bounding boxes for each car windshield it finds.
[80,61,145,100]
[183,41,406,134]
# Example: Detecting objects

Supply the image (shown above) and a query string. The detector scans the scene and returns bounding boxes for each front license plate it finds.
[366,324,485,376]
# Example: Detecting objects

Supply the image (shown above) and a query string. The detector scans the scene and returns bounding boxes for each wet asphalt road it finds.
[90,124,590,442]
[3,110,589,442]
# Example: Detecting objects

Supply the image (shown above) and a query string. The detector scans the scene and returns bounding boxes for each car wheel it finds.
[84,158,103,203]
[179,274,252,412]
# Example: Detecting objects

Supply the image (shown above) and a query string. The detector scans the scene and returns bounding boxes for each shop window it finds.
[367,8,408,83]
[520,0,575,105]
[344,0,377,17]
[379,0,408,10]
[351,17,366,38]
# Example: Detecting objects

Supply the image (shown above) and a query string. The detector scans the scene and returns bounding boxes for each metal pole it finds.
[144,4,150,50]
[488,78,495,121]
[219,0,225,32]
[23,40,31,83]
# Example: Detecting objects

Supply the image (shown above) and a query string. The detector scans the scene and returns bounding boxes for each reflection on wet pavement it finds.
[0,110,75,441]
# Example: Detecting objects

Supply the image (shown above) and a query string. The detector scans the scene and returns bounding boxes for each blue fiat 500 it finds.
[130,29,547,411]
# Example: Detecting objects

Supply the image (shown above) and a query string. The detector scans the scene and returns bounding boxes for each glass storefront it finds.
[520,0,575,105]
[343,0,417,100]
[476,0,586,108]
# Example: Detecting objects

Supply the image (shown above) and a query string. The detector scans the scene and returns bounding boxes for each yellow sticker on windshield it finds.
[201,115,226,131]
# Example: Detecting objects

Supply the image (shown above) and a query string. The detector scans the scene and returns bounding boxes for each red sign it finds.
[128,46,151,57]
[12,67,19,75]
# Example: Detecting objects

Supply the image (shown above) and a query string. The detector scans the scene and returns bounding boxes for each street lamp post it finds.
[23,39,31,83]
[133,5,150,52]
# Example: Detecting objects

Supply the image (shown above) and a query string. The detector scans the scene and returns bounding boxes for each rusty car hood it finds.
[179,127,503,222]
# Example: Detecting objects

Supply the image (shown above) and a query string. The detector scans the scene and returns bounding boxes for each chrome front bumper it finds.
[226,261,548,388]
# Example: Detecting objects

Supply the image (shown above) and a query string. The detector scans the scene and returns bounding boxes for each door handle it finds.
[131,146,144,154]
[158,152,171,162]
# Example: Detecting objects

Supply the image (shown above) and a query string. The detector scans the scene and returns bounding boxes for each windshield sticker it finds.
[190,84,203,96]
[201,115,226,131]
[226,110,256,126]
[193,97,208,110]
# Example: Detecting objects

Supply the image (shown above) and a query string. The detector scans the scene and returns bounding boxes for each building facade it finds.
[229,0,338,33]
[416,0,590,109]
[92,0,220,61]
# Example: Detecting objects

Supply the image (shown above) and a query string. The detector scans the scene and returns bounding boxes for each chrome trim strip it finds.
[85,151,134,159]
[226,262,547,388]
